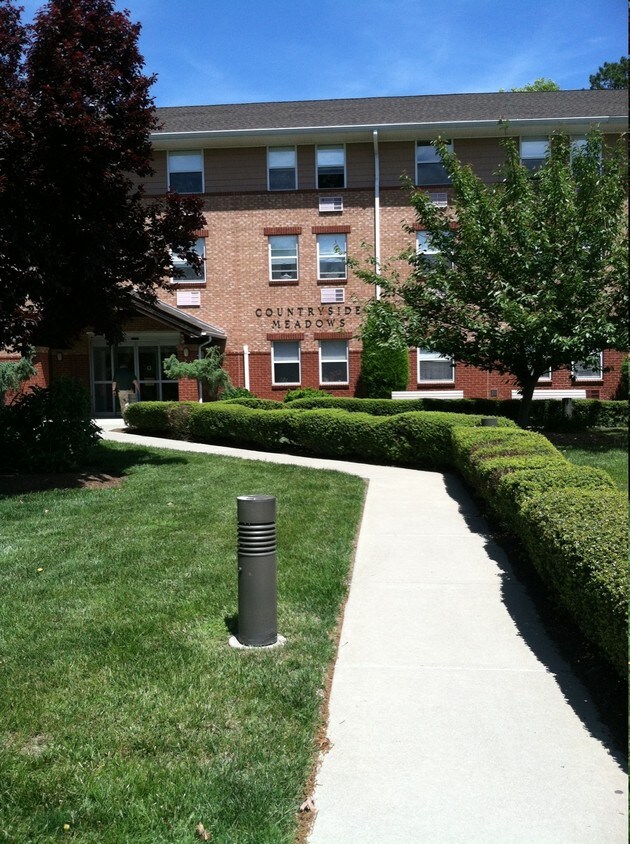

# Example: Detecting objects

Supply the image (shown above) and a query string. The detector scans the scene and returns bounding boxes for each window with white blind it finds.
[268,146,297,190]
[316,145,345,189]
[269,235,298,281]
[520,138,548,173]
[272,341,301,385]
[417,349,454,383]
[317,233,347,280]
[167,150,204,193]
[319,340,349,384]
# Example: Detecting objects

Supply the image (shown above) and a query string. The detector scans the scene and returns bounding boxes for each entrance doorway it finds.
[91,337,179,415]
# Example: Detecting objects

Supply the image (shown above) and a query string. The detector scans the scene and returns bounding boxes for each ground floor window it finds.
[92,339,179,414]
[573,353,603,381]
[271,340,300,385]
[417,349,454,383]
[319,339,348,384]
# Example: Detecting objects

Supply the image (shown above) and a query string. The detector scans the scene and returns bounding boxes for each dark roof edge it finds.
[132,295,227,340]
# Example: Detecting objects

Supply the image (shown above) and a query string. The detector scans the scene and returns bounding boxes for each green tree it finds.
[357,302,410,397]
[353,132,628,426]
[163,347,233,401]
[509,78,560,92]
[589,57,628,89]
[0,351,37,404]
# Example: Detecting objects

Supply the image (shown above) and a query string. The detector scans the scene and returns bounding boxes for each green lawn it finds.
[0,442,365,843]
[548,429,628,493]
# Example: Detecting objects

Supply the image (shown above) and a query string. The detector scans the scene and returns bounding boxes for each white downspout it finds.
[243,344,250,391]
[197,332,212,402]
[373,129,381,300]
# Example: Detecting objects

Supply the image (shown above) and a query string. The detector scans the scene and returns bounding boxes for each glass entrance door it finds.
[92,341,180,415]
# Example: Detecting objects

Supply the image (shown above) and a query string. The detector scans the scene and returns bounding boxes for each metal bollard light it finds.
[236,495,277,647]
[481,416,498,427]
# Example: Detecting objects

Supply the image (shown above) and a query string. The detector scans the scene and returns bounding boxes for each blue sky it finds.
[19,0,628,106]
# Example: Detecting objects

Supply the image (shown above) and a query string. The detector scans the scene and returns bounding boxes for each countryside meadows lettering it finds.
[254,305,361,330]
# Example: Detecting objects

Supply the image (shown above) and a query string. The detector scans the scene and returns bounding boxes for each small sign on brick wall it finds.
[176,290,201,307]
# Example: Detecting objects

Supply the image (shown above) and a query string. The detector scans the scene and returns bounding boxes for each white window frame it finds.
[167,150,204,194]
[317,233,347,280]
[267,146,297,191]
[319,340,349,385]
[573,353,603,381]
[171,238,206,284]
[520,137,549,173]
[417,349,455,384]
[268,235,299,281]
[271,340,301,386]
[416,140,453,186]
[316,144,346,190]
[538,368,552,383]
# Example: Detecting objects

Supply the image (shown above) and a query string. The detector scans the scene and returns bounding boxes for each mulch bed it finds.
[0,472,124,496]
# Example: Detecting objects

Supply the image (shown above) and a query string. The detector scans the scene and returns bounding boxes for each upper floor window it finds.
[168,150,204,193]
[268,147,297,190]
[418,349,454,383]
[272,340,301,385]
[416,231,441,268]
[520,138,548,173]
[573,353,603,381]
[319,340,349,384]
[317,233,347,280]
[416,141,453,185]
[317,145,345,189]
[269,235,298,281]
[171,238,206,283]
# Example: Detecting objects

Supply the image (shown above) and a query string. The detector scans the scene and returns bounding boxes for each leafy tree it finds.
[589,57,628,89]
[509,78,560,92]
[0,0,205,353]
[163,347,233,401]
[353,132,628,426]
[0,351,37,404]
[357,302,410,397]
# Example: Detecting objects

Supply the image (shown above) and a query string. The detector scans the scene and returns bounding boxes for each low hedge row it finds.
[126,401,516,467]
[452,426,627,677]
[274,395,628,430]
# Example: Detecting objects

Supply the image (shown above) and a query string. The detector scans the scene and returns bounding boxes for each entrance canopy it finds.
[131,295,227,342]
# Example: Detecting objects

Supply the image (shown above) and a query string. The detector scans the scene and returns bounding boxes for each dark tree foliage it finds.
[589,57,629,89]
[0,0,205,352]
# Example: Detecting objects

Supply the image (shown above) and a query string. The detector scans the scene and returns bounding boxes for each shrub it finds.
[283,388,331,403]
[357,339,410,398]
[221,397,284,410]
[124,401,176,432]
[521,489,628,677]
[222,386,255,400]
[0,377,100,472]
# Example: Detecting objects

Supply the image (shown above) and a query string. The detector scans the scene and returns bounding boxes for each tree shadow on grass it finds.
[442,471,627,768]
[0,443,189,499]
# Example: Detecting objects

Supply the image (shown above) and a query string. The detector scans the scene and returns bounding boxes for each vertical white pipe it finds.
[373,129,381,300]
[243,344,250,391]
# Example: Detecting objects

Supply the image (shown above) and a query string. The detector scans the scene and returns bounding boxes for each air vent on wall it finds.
[428,192,448,207]
[319,196,343,213]
[321,288,345,304]
[176,290,201,307]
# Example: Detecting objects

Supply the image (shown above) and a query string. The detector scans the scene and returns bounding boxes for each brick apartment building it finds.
[7,90,628,413]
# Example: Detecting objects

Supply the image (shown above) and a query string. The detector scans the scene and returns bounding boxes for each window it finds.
[272,341,300,385]
[538,367,552,383]
[167,150,204,193]
[171,238,206,283]
[573,353,603,380]
[418,349,454,383]
[269,235,298,281]
[317,234,347,280]
[317,145,345,189]
[320,340,349,384]
[416,231,442,268]
[416,141,453,185]
[520,138,548,173]
[268,146,296,190]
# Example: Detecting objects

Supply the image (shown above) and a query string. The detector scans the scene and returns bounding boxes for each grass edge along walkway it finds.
[0,441,365,844]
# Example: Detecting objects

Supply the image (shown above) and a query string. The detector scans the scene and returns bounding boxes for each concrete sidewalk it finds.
[98,421,627,844]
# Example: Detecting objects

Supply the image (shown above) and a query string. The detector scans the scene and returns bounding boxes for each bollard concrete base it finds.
[228,634,286,651]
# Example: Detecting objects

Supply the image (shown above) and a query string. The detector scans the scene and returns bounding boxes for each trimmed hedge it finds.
[451,425,627,677]
[282,395,628,430]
